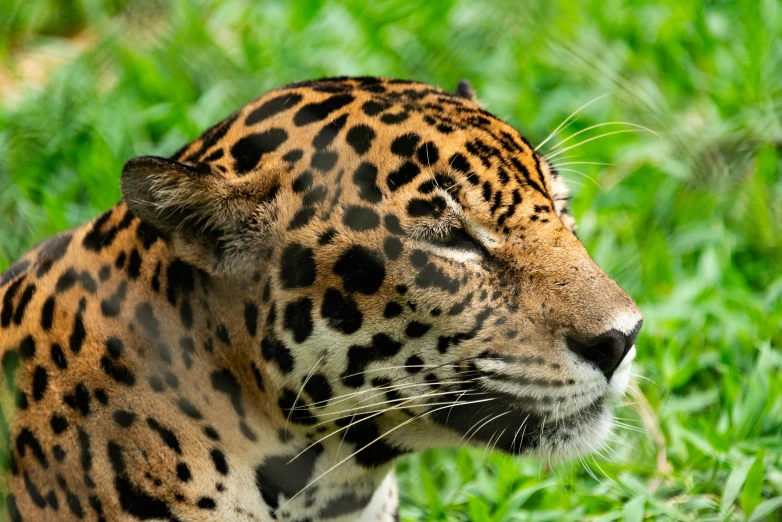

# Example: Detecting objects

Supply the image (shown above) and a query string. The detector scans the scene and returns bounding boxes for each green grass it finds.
[1,0,781,520]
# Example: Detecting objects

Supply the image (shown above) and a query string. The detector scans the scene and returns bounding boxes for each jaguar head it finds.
[122,77,642,465]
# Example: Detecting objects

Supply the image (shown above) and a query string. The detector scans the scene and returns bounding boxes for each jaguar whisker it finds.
[546,121,660,153]
[550,161,614,168]
[445,389,470,424]
[351,381,481,407]
[277,397,499,513]
[535,94,610,151]
[630,372,657,385]
[589,455,615,486]
[510,413,531,453]
[312,396,490,428]
[612,420,647,434]
[552,167,603,189]
[332,354,481,391]
[291,374,480,411]
[285,355,324,437]
[313,389,490,421]
[460,411,512,449]
[287,388,444,464]
[335,360,478,384]
[310,388,487,431]
[580,455,603,485]
[485,427,508,462]
[545,129,651,160]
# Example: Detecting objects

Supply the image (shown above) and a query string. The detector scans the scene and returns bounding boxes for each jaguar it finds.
[0,76,642,521]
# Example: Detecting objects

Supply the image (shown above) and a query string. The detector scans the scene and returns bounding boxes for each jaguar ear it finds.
[453,79,477,101]
[121,156,280,273]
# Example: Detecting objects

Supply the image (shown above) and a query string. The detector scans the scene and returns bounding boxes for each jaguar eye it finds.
[429,226,483,254]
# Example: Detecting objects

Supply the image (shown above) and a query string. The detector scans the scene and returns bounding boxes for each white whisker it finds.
[482,429,499,463]
[535,94,610,151]
[485,427,507,462]
[289,388,448,463]
[580,456,602,484]
[546,129,650,160]
[550,161,614,168]
[554,167,603,190]
[300,373,478,410]
[547,121,661,153]
[630,373,657,385]
[457,413,492,447]
[606,432,633,450]
[462,411,512,448]
[314,390,488,421]
[589,455,614,486]
[285,355,323,437]
[276,397,498,512]
[445,389,470,424]
[339,363,445,380]
[511,413,530,453]
[613,420,647,434]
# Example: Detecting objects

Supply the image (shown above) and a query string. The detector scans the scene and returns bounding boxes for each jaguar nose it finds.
[566,320,642,380]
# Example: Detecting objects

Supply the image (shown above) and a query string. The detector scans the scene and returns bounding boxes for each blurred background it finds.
[1,0,781,520]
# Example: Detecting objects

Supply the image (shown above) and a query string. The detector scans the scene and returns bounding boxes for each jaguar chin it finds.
[441,344,636,459]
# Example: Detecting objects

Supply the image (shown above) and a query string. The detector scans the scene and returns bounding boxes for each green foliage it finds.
[1,0,780,520]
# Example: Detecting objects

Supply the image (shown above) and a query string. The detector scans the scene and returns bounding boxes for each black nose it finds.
[566,320,642,380]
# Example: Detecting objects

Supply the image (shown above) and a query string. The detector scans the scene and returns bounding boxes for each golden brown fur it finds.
[0,77,641,521]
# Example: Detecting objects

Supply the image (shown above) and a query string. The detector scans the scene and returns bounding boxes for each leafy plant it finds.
[1,0,780,519]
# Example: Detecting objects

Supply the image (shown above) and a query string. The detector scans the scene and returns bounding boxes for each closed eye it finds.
[427,226,489,257]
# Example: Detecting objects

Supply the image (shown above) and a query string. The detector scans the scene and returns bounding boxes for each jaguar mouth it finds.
[429,388,612,460]
[424,343,637,460]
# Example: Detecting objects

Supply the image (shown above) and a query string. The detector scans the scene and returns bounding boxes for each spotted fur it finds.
[0,77,641,521]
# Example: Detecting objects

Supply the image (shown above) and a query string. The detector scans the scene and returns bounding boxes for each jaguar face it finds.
[122,77,642,465]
